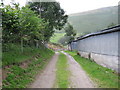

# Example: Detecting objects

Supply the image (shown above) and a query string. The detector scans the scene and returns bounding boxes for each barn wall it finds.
[118,31,120,73]
[71,31,119,72]
[71,42,78,50]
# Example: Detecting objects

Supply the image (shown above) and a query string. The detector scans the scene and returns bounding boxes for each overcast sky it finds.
[57,0,119,14]
[2,0,119,14]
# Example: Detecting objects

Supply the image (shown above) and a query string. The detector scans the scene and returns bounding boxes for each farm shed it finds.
[70,25,120,72]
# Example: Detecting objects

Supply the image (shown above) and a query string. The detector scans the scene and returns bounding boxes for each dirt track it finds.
[30,51,95,88]
[62,51,95,88]
[30,52,59,88]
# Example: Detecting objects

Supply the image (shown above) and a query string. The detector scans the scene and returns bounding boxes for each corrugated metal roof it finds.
[72,25,120,42]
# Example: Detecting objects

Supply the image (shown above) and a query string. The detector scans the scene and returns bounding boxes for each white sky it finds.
[2,0,120,14]
[56,0,119,14]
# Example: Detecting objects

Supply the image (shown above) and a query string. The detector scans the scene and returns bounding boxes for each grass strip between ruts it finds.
[56,52,69,88]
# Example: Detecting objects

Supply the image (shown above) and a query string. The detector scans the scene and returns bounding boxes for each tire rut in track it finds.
[62,51,96,88]
[30,52,59,88]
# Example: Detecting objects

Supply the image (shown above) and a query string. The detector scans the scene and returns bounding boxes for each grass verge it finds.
[65,51,119,88]
[56,53,69,88]
[2,44,54,88]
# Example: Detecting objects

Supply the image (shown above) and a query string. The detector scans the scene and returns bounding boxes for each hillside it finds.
[68,6,118,34]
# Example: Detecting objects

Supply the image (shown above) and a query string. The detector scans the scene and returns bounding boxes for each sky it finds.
[56,0,119,14]
[2,0,120,14]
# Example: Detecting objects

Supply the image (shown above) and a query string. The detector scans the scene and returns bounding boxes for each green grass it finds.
[2,44,50,66]
[56,53,69,88]
[2,44,55,88]
[65,51,119,88]
[50,33,65,43]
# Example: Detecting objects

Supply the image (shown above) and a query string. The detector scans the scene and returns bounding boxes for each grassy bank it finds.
[2,44,54,88]
[56,53,69,88]
[3,44,48,66]
[65,51,119,88]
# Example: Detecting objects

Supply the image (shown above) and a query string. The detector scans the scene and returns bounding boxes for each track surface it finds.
[62,51,95,88]
[30,52,59,88]
[30,51,95,88]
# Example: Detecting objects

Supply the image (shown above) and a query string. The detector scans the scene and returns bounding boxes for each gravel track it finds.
[62,51,95,88]
[30,51,95,88]
[30,52,59,88]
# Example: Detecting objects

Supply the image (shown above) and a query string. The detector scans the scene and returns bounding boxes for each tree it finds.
[19,6,45,51]
[58,23,76,46]
[2,4,49,52]
[64,23,76,37]
[2,4,21,44]
[58,36,70,46]
[28,1,68,42]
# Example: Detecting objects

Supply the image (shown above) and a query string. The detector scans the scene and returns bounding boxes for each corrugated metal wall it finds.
[75,32,119,56]
[70,31,119,72]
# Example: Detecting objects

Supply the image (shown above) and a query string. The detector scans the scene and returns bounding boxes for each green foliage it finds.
[58,36,70,46]
[58,23,76,45]
[2,4,50,51]
[28,2,68,42]
[3,44,45,66]
[64,23,76,37]
[65,51,119,88]
[56,53,69,88]
[2,2,68,50]
[29,2,68,30]
[2,2,68,52]
[2,4,21,43]
[19,6,47,44]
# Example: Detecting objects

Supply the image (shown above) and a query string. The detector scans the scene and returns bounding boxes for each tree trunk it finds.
[21,38,23,53]
[36,41,39,48]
